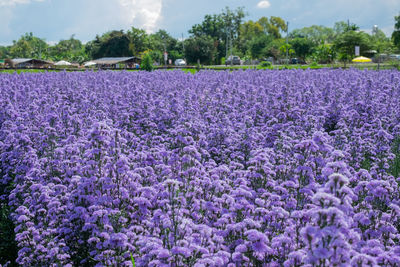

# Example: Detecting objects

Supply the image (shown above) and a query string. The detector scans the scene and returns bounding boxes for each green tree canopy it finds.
[333,30,372,63]
[290,25,335,45]
[10,33,48,59]
[290,37,316,61]
[392,14,400,51]
[334,21,360,35]
[48,35,88,63]
[85,30,131,59]
[184,35,216,64]
[127,27,149,56]
[257,16,287,39]
[248,34,272,59]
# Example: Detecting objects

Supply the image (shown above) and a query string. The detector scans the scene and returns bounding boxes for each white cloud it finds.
[257,0,271,9]
[0,0,44,6]
[0,7,13,36]
[118,0,162,33]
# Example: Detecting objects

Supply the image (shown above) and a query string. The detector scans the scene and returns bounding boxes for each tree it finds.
[0,46,10,59]
[392,14,400,51]
[49,35,88,63]
[9,33,48,59]
[127,27,149,56]
[279,43,295,61]
[334,21,359,35]
[248,35,272,59]
[312,44,336,63]
[290,37,316,62]
[189,7,246,63]
[239,20,264,55]
[184,35,216,64]
[257,16,287,39]
[290,25,335,45]
[140,52,153,71]
[85,30,131,59]
[333,30,372,66]
[10,39,32,58]
[263,38,286,60]
[371,28,393,55]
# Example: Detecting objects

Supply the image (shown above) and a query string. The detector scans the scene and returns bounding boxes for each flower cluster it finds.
[1,69,400,266]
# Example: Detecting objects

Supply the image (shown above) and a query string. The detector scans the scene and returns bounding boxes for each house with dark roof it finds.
[7,58,53,68]
[91,57,141,69]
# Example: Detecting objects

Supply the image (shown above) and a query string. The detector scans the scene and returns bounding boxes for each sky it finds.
[0,0,399,45]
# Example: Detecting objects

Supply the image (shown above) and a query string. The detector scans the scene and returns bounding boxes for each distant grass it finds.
[1,62,398,75]
[0,69,50,74]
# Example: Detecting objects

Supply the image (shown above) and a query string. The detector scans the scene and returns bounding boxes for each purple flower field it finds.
[1,69,400,266]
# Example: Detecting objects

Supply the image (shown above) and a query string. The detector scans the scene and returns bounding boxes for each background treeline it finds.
[1,7,400,65]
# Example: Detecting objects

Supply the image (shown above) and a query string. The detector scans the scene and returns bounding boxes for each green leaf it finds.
[130,252,136,267]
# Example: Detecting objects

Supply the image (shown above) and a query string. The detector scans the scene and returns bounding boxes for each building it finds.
[7,58,53,68]
[91,57,141,69]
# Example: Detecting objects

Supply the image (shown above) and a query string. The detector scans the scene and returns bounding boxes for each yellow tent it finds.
[352,56,372,63]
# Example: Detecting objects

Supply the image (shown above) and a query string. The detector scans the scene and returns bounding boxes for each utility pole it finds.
[230,29,233,66]
[226,26,229,65]
[286,21,289,64]
[182,33,185,63]
[181,33,184,53]
[163,40,167,66]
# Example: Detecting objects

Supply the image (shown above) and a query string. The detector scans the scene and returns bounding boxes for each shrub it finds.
[259,61,272,68]
[140,53,153,72]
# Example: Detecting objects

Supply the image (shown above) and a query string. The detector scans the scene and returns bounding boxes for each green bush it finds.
[140,53,153,72]
[259,61,272,68]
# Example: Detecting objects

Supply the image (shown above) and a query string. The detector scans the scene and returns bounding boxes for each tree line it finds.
[1,7,400,65]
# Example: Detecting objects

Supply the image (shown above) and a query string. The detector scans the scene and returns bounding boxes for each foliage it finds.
[9,32,48,59]
[2,13,399,68]
[140,53,153,71]
[290,25,336,45]
[333,30,372,63]
[48,35,88,63]
[257,16,287,39]
[248,35,272,59]
[290,37,316,61]
[85,30,131,59]
[392,15,400,51]
[312,43,336,63]
[258,60,272,67]
[184,35,216,64]
[334,21,360,34]
[127,27,149,56]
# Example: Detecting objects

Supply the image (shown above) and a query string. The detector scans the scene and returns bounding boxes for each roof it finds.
[12,58,33,64]
[92,57,140,65]
[12,58,53,65]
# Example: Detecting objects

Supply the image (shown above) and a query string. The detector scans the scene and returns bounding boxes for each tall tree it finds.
[189,7,246,62]
[0,46,10,59]
[9,33,48,59]
[334,21,359,35]
[49,35,88,63]
[290,37,316,62]
[239,20,264,55]
[257,16,287,39]
[371,28,393,55]
[86,30,131,59]
[184,35,216,64]
[248,34,272,59]
[127,27,149,56]
[333,30,372,65]
[290,25,335,45]
[392,14,400,51]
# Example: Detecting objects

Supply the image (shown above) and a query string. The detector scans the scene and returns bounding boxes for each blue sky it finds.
[0,0,399,45]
